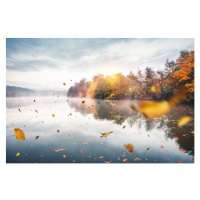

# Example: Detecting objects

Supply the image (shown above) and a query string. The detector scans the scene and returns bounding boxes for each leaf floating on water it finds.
[99,156,104,159]
[178,116,191,127]
[151,86,156,92]
[173,135,180,139]
[35,136,39,140]
[16,152,20,156]
[123,158,128,162]
[130,89,186,118]
[52,114,55,117]
[53,148,66,152]
[14,128,25,141]
[79,85,82,88]
[82,101,85,104]
[18,108,21,112]
[101,131,113,138]
[123,125,126,129]
[177,160,183,163]
[124,144,134,153]
[82,142,87,144]
[62,155,67,158]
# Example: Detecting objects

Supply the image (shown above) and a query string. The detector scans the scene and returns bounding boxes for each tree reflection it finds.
[68,99,194,155]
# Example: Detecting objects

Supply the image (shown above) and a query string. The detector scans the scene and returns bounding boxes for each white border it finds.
[0,1,199,200]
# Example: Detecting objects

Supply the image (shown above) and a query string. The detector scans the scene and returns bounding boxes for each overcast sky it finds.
[6,38,194,90]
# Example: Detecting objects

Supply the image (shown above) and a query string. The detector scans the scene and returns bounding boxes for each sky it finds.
[6,38,194,90]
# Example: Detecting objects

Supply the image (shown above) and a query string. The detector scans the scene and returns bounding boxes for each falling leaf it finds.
[173,135,180,139]
[62,155,67,158]
[148,134,150,137]
[16,152,20,156]
[24,125,26,127]
[14,128,25,141]
[146,148,149,151]
[114,89,117,91]
[67,100,69,102]
[79,85,82,88]
[82,101,85,104]
[41,155,43,157]
[18,108,21,112]
[161,146,166,149]
[80,150,84,153]
[177,160,183,163]
[53,93,54,95]
[63,83,66,86]
[165,159,169,160]
[52,114,55,117]
[101,131,113,138]
[151,86,156,92]
[57,130,60,133]
[88,155,92,158]
[93,97,95,99]
[82,142,87,144]
[35,136,39,140]
[124,144,134,153]
[130,89,186,118]
[118,157,120,160]
[123,125,126,129]
[190,158,194,160]
[35,110,38,113]
[42,121,44,123]
[177,148,186,153]
[68,134,70,136]
[70,113,72,116]
[178,116,191,127]
[99,156,104,159]
[73,160,76,162]
[104,161,111,163]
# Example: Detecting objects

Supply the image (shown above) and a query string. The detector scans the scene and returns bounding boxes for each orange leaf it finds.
[35,136,39,140]
[124,144,134,153]
[99,156,104,159]
[14,128,25,141]
[178,116,191,127]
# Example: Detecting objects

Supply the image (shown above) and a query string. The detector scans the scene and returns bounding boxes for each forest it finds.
[67,50,194,102]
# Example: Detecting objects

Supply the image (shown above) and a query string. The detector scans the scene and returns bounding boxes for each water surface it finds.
[6,97,194,163]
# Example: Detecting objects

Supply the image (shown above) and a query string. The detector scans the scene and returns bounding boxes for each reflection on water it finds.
[6,97,194,163]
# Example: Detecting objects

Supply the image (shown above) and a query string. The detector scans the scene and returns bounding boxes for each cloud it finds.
[6,38,194,89]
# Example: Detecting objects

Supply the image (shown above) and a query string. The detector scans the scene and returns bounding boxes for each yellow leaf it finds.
[52,114,55,117]
[18,108,21,112]
[16,152,20,156]
[79,85,82,88]
[101,131,113,137]
[151,86,156,92]
[14,128,25,141]
[178,116,191,127]
[68,134,71,136]
[130,89,186,118]
[147,78,152,82]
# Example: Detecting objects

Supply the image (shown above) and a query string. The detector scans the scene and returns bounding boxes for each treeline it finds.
[67,50,194,102]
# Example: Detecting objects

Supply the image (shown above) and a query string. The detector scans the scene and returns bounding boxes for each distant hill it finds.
[6,86,67,97]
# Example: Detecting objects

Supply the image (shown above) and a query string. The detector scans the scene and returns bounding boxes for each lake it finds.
[6,97,194,163]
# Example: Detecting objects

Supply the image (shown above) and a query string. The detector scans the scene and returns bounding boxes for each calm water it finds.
[6,97,194,163]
